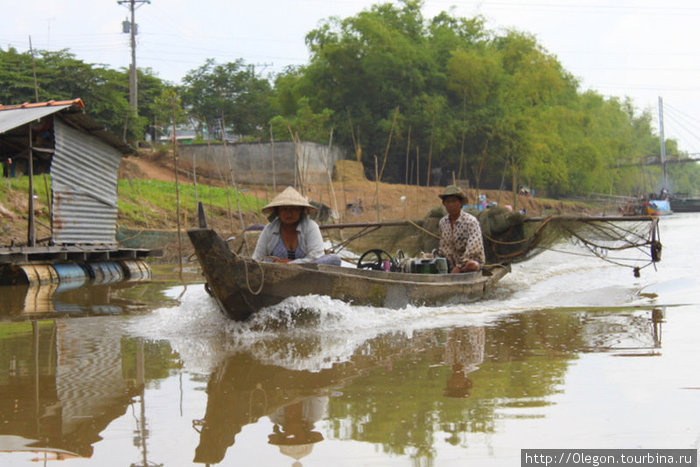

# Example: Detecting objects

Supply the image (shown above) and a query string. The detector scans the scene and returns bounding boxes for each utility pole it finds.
[118,0,150,116]
[658,96,667,190]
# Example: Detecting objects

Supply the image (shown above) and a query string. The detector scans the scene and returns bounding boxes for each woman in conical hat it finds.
[252,187,340,265]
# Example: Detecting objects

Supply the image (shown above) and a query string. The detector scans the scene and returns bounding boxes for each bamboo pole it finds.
[269,125,277,193]
[213,159,235,234]
[511,158,518,212]
[458,92,467,180]
[378,106,399,181]
[404,125,411,186]
[287,126,301,191]
[341,177,348,223]
[219,113,236,234]
[192,152,198,206]
[374,155,380,222]
[324,128,340,223]
[134,176,150,228]
[225,153,246,234]
[171,114,183,278]
[415,146,420,187]
[427,116,435,187]
[313,215,660,231]
[347,110,361,162]
[29,36,39,102]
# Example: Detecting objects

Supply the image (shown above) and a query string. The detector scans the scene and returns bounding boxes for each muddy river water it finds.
[1,214,699,466]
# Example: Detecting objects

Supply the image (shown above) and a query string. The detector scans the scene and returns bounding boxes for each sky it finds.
[2,0,700,155]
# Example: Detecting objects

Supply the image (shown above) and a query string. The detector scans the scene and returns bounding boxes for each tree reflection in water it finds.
[189,307,663,464]
[0,305,664,465]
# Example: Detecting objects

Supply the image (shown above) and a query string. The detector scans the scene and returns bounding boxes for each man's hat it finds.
[438,185,467,203]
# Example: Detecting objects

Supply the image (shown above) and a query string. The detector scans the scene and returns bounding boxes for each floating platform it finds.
[0,244,159,264]
[0,245,161,286]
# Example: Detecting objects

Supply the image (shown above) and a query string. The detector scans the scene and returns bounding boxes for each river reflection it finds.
[0,296,667,465]
[3,215,698,465]
[0,265,197,319]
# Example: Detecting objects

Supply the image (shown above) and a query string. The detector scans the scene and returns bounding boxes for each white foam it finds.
[127,234,685,375]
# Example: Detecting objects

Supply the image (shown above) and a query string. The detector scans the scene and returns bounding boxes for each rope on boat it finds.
[329,225,381,253]
[232,251,265,295]
[407,219,440,239]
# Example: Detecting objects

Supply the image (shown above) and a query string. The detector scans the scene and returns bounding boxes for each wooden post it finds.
[341,178,348,223]
[43,173,52,239]
[27,125,36,247]
[374,155,380,222]
[192,152,198,206]
[269,125,277,193]
[511,157,518,212]
[172,115,183,278]
[427,116,435,187]
[415,146,420,187]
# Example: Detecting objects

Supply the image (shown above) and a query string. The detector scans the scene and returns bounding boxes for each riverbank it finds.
[0,151,601,261]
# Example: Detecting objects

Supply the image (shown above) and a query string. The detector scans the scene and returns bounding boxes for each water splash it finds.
[128,240,675,374]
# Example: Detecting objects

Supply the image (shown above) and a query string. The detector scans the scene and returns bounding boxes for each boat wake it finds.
[128,240,675,374]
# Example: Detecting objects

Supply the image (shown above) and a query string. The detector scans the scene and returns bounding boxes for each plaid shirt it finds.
[438,211,486,269]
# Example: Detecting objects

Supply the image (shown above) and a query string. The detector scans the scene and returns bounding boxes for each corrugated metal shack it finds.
[0,99,158,286]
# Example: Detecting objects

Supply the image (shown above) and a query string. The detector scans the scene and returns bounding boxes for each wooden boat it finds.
[643,199,672,216]
[187,227,510,321]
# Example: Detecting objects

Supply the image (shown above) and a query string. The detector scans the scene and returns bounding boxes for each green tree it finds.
[0,47,168,143]
[180,58,274,140]
[269,97,333,143]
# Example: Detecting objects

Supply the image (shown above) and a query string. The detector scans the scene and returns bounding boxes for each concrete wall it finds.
[177,141,346,185]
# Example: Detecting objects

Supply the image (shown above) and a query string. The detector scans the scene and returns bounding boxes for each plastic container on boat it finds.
[409,258,448,274]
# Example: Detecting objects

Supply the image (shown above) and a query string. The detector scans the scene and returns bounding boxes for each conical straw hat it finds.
[262,186,316,215]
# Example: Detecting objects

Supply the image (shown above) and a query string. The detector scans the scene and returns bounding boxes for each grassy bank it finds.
[117,178,266,229]
[0,175,269,253]
[1,171,600,259]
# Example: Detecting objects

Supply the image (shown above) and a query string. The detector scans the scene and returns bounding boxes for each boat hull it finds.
[644,199,672,216]
[187,228,509,321]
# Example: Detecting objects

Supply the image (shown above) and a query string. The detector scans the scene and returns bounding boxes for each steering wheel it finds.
[357,249,394,271]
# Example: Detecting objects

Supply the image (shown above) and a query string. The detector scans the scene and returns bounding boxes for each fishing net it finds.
[323,205,661,276]
[479,206,661,276]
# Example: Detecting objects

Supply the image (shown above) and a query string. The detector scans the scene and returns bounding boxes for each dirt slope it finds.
[0,152,595,254]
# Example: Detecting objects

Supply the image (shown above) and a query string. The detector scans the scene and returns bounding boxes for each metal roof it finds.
[0,99,133,154]
[0,104,73,133]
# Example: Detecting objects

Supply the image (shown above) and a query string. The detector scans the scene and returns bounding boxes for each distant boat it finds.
[644,198,672,216]
[621,194,672,216]
[669,195,700,213]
